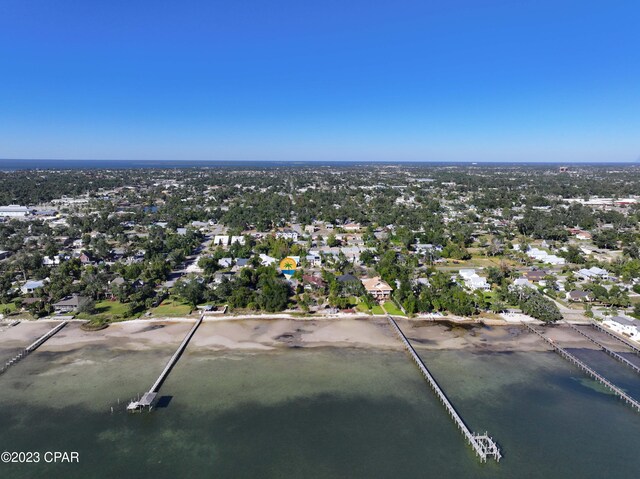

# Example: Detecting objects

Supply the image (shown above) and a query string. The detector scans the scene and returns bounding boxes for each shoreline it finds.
[0,315,605,356]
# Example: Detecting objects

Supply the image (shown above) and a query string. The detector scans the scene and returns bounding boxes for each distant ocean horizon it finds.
[0,158,637,171]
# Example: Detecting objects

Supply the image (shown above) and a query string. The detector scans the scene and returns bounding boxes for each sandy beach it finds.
[0,316,600,356]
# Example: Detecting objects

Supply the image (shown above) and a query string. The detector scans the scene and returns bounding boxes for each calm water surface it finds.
[0,333,639,478]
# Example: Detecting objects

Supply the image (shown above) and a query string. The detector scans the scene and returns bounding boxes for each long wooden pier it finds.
[127,314,203,412]
[564,322,640,375]
[524,323,640,413]
[386,316,502,463]
[0,321,68,376]
[589,321,640,355]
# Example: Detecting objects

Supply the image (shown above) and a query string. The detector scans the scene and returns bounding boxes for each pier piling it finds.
[564,322,640,375]
[127,314,203,412]
[386,315,502,463]
[524,322,640,413]
[0,321,67,376]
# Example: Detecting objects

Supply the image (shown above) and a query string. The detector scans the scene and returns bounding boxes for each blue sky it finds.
[0,0,638,162]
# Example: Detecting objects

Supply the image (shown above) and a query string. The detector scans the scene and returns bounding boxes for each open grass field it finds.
[371,304,385,315]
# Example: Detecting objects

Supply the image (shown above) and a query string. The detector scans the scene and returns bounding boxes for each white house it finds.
[306,251,322,267]
[340,246,363,263]
[527,247,566,265]
[230,236,246,245]
[343,223,361,232]
[577,266,610,281]
[42,255,61,266]
[602,316,640,342]
[213,235,229,247]
[513,277,533,288]
[275,229,299,241]
[458,269,490,291]
[0,205,34,217]
[259,254,277,266]
[21,280,45,294]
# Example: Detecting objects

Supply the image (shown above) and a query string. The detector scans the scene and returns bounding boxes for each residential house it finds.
[213,235,229,247]
[259,254,277,266]
[0,205,34,217]
[513,278,533,288]
[276,229,299,241]
[305,251,322,267]
[302,274,326,290]
[567,290,594,302]
[602,316,640,341]
[230,236,246,245]
[42,255,61,266]
[458,269,490,291]
[234,258,251,269]
[337,273,359,284]
[361,276,393,301]
[340,246,363,263]
[218,257,233,268]
[523,269,548,283]
[53,294,90,313]
[527,247,566,265]
[79,252,95,265]
[576,232,592,241]
[212,272,235,284]
[576,267,610,281]
[21,280,45,294]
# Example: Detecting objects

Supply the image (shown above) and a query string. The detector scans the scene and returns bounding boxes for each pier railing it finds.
[128,314,204,412]
[387,316,502,463]
[524,323,640,413]
[564,322,640,375]
[589,321,640,355]
[0,321,67,376]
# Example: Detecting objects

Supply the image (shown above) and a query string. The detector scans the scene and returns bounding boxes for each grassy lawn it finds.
[150,298,192,317]
[76,300,136,321]
[371,304,385,315]
[383,301,406,316]
[356,302,371,313]
[94,300,130,316]
[0,303,17,313]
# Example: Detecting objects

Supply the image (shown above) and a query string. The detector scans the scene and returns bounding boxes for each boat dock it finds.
[524,323,640,413]
[564,322,640,375]
[127,314,203,412]
[589,321,640,355]
[386,316,502,463]
[0,321,68,376]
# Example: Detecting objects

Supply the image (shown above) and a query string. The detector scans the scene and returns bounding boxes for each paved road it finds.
[162,234,213,289]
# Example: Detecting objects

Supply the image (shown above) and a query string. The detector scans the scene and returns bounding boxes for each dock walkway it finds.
[564,322,640,375]
[589,321,640,355]
[387,316,501,463]
[524,323,640,413]
[0,321,67,376]
[127,314,203,411]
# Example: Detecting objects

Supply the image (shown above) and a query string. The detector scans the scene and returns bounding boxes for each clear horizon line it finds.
[1,158,638,164]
